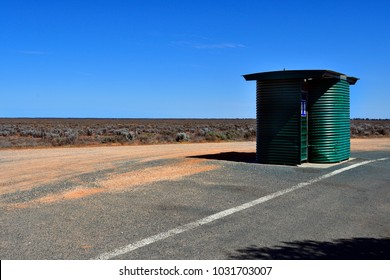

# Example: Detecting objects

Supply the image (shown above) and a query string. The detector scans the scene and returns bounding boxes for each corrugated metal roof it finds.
[243,70,359,85]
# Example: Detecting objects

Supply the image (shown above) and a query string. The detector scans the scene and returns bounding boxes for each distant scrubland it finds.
[350,119,390,137]
[0,118,388,148]
[0,118,256,148]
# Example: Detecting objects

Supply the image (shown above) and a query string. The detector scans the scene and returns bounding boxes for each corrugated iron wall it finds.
[256,79,301,165]
[308,79,350,163]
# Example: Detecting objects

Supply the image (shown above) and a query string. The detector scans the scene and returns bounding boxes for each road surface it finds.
[1,139,389,259]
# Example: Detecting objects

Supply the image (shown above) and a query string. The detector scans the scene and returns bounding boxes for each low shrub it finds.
[205,131,227,142]
[176,132,190,142]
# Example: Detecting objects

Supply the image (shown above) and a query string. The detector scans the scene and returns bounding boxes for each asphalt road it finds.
[1,143,389,259]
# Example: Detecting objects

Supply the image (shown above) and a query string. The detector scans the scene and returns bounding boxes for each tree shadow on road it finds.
[188,152,256,163]
[228,237,390,260]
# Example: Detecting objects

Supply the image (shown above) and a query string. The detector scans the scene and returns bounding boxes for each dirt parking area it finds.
[351,137,390,151]
[0,142,254,209]
[0,139,388,210]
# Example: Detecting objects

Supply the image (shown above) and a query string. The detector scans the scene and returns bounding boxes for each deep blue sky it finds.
[1,0,389,118]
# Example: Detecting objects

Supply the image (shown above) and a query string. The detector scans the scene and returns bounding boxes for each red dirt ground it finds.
[1,139,388,209]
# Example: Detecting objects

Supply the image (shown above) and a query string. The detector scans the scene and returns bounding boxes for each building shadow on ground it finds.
[188,152,256,163]
[228,237,390,260]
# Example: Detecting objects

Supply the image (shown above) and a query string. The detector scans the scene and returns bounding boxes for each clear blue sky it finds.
[1,0,389,118]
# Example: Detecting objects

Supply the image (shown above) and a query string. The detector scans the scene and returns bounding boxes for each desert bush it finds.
[225,130,240,140]
[114,129,136,141]
[138,133,157,144]
[205,131,227,141]
[86,128,94,136]
[197,128,207,136]
[176,132,190,142]
[157,134,175,143]
[65,131,79,143]
[244,127,256,140]
[374,125,390,136]
[49,131,78,146]
[100,135,122,144]
[350,121,390,137]
[0,125,17,136]
[98,128,108,135]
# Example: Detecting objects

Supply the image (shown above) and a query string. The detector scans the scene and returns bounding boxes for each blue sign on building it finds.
[301,100,307,117]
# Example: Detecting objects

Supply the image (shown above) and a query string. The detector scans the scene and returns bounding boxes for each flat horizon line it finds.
[0,117,389,121]
[0,117,257,120]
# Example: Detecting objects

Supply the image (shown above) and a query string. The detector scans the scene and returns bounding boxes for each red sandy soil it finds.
[1,139,388,209]
[0,142,253,208]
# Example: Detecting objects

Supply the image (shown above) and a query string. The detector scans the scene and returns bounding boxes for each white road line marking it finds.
[93,158,386,260]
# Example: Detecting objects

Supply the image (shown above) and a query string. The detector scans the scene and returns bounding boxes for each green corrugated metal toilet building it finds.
[243,70,358,165]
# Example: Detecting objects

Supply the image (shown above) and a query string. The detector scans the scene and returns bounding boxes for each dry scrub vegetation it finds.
[350,119,390,137]
[0,118,388,149]
[0,118,256,148]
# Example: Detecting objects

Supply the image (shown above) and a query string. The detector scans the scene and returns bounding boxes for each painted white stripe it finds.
[93,158,387,260]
